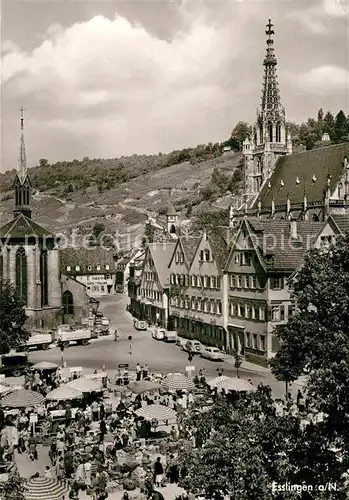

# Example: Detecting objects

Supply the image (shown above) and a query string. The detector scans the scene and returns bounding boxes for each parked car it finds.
[200,346,225,361]
[163,330,177,343]
[134,319,147,331]
[0,353,33,377]
[183,340,202,353]
[152,328,165,341]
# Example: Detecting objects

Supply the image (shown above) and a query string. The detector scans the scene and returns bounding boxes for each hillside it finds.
[0,150,243,248]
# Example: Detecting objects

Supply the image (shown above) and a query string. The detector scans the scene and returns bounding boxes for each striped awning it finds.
[46,386,83,401]
[209,376,255,392]
[161,373,195,392]
[135,404,177,422]
[32,362,59,371]
[1,390,45,408]
[66,378,102,393]
[24,476,68,500]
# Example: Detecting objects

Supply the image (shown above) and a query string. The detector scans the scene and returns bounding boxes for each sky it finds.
[1,0,349,173]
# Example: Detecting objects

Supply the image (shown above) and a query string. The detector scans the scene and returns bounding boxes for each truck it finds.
[22,333,53,351]
[96,316,110,336]
[56,325,92,348]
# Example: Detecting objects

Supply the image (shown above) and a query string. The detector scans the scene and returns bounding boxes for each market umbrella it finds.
[24,476,68,500]
[66,378,102,393]
[135,404,177,421]
[46,386,83,401]
[109,383,131,393]
[1,389,45,408]
[207,376,232,389]
[128,381,161,394]
[161,373,195,392]
[31,362,59,371]
[210,376,255,393]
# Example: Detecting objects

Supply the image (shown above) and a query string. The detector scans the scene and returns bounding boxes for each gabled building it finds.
[169,231,230,349]
[60,247,117,296]
[127,250,146,317]
[138,242,176,326]
[224,218,323,365]
[313,213,349,250]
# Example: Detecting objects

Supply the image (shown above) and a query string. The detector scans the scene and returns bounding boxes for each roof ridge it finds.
[287,142,349,158]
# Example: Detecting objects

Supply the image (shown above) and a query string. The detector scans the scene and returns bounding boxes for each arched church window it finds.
[276,122,281,142]
[268,122,273,142]
[338,183,343,198]
[62,290,74,316]
[259,127,263,143]
[40,250,48,307]
[16,247,27,305]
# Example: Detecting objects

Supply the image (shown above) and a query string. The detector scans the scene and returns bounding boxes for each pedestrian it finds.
[99,403,105,421]
[154,456,164,488]
[123,368,129,385]
[136,363,141,381]
[65,404,72,428]
[28,432,38,461]
[99,419,107,443]
[114,329,118,341]
[143,364,149,379]
[91,401,99,422]
[44,465,53,478]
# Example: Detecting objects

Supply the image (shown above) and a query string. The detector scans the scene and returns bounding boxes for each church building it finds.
[0,109,89,329]
[230,19,349,224]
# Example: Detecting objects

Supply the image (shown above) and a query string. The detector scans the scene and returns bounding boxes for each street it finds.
[28,295,293,399]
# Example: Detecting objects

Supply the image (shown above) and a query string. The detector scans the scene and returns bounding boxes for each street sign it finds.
[30,414,38,424]
[118,363,129,368]
[185,365,195,372]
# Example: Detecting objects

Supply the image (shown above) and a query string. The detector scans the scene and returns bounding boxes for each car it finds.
[0,353,33,377]
[183,340,202,354]
[163,330,177,343]
[200,347,225,361]
[134,319,147,331]
[152,328,165,341]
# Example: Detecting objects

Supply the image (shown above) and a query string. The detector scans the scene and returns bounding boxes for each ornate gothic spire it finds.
[18,106,27,183]
[260,18,283,116]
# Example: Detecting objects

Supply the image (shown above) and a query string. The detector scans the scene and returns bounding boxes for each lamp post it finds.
[128,336,132,356]
[59,342,65,368]
[89,299,99,338]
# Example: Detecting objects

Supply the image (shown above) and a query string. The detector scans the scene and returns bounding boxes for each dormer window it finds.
[96,265,101,271]
[75,265,80,272]
[296,176,300,184]
[105,264,110,270]
[88,265,92,271]
[66,266,71,272]
[204,250,210,261]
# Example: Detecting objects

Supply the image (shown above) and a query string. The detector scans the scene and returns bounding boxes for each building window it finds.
[16,247,27,305]
[199,250,204,261]
[239,304,245,317]
[96,265,101,271]
[211,276,217,289]
[217,301,222,314]
[66,266,71,272]
[105,264,110,270]
[237,276,242,288]
[87,265,92,271]
[40,250,49,307]
[185,275,189,287]
[216,277,221,289]
[234,254,240,264]
[259,308,265,321]
[271,306,280,321]
[280,305,285,321]
[170,274,175,285]
[210,300,216,313]
[288,304,294,317]
[75,265,80,272]
[251,276,257,289]
[230,275,236,288]
[251,306,256,319]
[204,249,210,261]
[252,334,258,349]
[246,332,251,348]
[260,335,266,351]
[271,277,283,289]
[62,290,74,315]
[242,252,251,266]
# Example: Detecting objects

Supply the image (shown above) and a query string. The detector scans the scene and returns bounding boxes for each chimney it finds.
[290,219,297,239]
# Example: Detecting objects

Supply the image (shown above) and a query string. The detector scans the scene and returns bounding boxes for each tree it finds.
[271,235,349,454]
[231,121,251,146]
[87,223,106,247]
[334,110,349,142]
[323,111,335,139]
[142,223,155,246]
[0,279,29,355]
[2,472,25,500]
[38,158,49,168]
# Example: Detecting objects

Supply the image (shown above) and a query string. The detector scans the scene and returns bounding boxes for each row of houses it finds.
[128,213,349,366]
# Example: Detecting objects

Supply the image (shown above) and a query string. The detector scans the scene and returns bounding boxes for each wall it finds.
[61,275,89,324]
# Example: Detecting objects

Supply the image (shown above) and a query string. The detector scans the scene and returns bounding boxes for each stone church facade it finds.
[0,110,89,329]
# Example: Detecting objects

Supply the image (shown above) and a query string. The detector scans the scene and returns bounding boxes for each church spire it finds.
[261,18,282,114]
[18,106,27,182]
[13,107,32,219]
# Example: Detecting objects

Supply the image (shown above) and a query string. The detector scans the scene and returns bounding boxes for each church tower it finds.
[13,107,32,219]
[245,18,292,197]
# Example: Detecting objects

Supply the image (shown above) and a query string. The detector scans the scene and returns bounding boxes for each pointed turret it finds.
[13,107,32,219]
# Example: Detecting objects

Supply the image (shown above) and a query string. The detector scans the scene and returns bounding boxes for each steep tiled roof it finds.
[331,214,349,235]
[60,247,117,274]
[165,202,177,216]
[246,218,323,272]
[181,237,201,266]
[148,242,176,287]
[0,214,54,239]
[254,143,349,209]
[207,227,231,272]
